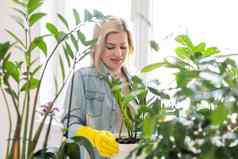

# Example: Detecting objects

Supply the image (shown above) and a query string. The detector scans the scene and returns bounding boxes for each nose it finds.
[114,48,122,57]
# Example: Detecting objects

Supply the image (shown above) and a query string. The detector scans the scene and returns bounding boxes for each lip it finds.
[111,58,123,62]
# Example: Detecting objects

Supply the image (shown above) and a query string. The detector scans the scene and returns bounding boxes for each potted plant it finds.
[127,35,238,159]
[0,0,105,158]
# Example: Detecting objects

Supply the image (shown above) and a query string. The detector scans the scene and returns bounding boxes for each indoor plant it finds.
[127,34,238,159]
[0,0,105,158]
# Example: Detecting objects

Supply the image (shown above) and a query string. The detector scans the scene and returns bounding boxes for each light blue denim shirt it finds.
[62,64,131,159]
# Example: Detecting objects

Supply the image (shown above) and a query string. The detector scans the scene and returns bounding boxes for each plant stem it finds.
[28,25,83,154]
[42,114,53,151]
[1,89,12,159]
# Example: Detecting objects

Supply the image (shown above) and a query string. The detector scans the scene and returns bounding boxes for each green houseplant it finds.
[0,0,106,158]
[105,75,149,144]
[126,35,238,159]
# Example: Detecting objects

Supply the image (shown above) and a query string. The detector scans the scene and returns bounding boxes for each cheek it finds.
[100,52,110,61]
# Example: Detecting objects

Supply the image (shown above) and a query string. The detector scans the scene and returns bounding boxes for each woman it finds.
[62,16,135,159]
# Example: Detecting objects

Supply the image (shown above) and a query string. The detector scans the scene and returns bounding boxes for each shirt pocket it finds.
[85,90,104,117]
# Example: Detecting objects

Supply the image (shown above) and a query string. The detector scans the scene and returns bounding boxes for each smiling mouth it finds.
[111,58,123,62]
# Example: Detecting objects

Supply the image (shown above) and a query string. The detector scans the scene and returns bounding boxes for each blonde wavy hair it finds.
[91,16,134,71]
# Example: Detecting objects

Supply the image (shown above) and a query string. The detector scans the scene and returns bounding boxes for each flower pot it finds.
[112,137,143,159]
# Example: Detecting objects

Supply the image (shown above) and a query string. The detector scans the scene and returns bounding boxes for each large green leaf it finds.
[73,9,81,25]
[27,0,43,15]
[176,69,198,88]
[93,9,105,19]
[70,34,79,51]
[32,37,47,56]
[195,42,206,53]
[175,47,191,59]
[64,42,74,58]
[57,13,69,30]
[141,62,164,73]
[175,34,194,49]
[83,38,97,46]
[29,12,46,26]
[77,31,86,44]
[84,9,93,22]
[0,42,11,61]
[3,61,20,83]
[143,116,156,139]
[210,103,228,125]
[46,23,60,40]
[203,47,220,57]
[21,77,40,91]
[70,136,96,159]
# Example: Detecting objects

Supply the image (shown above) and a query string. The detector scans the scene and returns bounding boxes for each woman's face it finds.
[100,31,129,72]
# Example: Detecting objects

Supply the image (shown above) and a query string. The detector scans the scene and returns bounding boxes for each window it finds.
[147,0,238,83]
[150,0,238,62]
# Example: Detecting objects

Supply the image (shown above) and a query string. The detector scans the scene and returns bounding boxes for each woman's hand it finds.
[75,126,119,157]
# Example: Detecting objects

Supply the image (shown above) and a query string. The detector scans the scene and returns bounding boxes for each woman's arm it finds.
[62,70,86,138]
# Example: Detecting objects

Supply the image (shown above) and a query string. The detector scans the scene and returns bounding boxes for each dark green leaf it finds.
[46,23,59,40]
[0,42,11,61]
[58,31,67,42]
[70,34,79,51]
[176,69,198,88]
[62,45,71,67]
[148,87,170,99]
[27,0,43,15]
[21,77,40,91]
[64,42,74,58]
[182,87,193,97]
[150,40,159,52]
[141,62,164,73]
[29,12,46,26]
[77,31,86,44]
[83,38,97,46]
[73,9,81,25]
[70,136,95,159]
[57,13,69,30]
[197,108,211,116]
[3,61,20,83]
[84,9,93,22]
[32,37,47,56]
[59,55,65,80]
[93,9,105,19]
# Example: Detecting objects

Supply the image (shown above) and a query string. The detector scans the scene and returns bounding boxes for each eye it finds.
[105,45,115,50]
[120,46,127,50]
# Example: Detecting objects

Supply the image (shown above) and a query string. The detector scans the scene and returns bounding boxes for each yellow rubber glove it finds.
[75,126,119,157]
